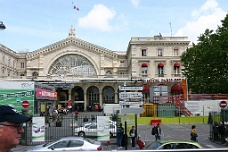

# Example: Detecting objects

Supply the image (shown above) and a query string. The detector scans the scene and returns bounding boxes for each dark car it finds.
[144,139,202,150]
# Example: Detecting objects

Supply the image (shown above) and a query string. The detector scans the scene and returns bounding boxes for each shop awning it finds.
[171,84,183,92]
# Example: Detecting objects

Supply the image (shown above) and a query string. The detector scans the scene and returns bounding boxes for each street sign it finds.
[121,107,145,114]
[119,86,143,91]
[219,101,227,108]
[119,92,143,99]
[22,100,30,108]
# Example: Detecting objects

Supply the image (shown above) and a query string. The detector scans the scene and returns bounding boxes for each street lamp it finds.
[0,21,6,30]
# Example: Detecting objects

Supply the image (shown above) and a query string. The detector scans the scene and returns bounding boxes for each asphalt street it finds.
[12,123,227,151]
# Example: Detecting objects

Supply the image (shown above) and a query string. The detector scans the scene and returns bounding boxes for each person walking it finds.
[129,126,136,149]
[218,121,225,144]
[117,123,124,149]
[223,125,228,146]
[154,123,162,141]
[0,105,31,152]
[190,125,198,142]
[74,110,79,121]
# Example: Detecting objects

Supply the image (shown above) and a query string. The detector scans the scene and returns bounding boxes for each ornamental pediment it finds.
[26,37,119,60]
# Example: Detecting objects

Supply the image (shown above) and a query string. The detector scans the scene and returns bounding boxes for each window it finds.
[141,67,148,75]
[142,49,147,56]
[174,66,180,74]
[158,49,163,56]
[32,71,39,76]
[174,49,178,56]
[174,62,180,75]
[120,72,124,77]
[120,61,125,67]
[158,67,164,76]
[21,62,25,68]
[105,71,112,77]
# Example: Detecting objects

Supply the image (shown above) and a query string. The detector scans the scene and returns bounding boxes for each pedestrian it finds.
[154,123,162,141]
[129,126,136,149]
[223,125,228,146]
[190,125,198,142]
[218,121,225,144]
[117,123,124,149]
[75,110,79,121]
[213,121,219,142]
[0,105,31,152]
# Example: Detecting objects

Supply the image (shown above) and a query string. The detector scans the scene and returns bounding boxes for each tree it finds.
[181,14,228,94]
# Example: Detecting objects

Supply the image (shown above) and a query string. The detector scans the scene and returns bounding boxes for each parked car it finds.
[26,137,102,151]
[143,139,202,150]
[75,122,117,137]
[82,119,116,127]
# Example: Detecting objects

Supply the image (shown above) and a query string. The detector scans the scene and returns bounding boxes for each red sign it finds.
[220,101,227,108]
[22,100,30,108]
[36,88,57,100]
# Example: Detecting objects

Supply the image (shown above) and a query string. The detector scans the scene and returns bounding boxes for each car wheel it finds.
[78,131,85,137]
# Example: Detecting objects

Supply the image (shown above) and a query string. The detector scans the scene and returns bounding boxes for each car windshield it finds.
[43,141,56,147]
[146,142,162,149]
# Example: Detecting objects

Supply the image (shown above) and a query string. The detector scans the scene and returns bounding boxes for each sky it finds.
[0,0,227,52]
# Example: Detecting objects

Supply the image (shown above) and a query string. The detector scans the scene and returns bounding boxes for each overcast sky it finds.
[0,0,227,52]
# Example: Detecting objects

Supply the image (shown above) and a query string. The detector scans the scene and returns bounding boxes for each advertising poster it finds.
[97,116,110,141]
[0,81,34,115]
[32,117,45,142]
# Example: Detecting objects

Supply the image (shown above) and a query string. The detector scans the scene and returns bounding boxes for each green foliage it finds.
[181,14,228,94]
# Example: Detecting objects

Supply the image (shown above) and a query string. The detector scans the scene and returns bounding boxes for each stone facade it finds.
[0,26,190,112]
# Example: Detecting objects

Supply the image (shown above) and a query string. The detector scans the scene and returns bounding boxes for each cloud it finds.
[175,0,226,44]
[130,0,140,7]
[78,4,116,32]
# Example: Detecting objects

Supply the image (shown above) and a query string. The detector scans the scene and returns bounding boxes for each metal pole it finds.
[124,120,127,150]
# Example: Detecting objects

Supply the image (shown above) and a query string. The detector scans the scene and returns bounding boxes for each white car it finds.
[82,120,116,127]
[26,137,102,151]
[75,122,117,137]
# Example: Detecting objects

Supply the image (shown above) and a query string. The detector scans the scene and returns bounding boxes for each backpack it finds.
[151,126,156,135]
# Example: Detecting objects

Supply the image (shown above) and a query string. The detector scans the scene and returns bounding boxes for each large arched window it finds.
[103,86,115,104]
[87,86,99,108]
[49,54,97,76]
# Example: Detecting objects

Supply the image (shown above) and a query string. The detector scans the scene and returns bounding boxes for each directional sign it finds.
[119,86,143,91]
[119,92,143,99]
[121,107,145,114]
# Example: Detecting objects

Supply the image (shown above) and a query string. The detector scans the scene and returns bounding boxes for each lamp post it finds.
[0,21,6,30]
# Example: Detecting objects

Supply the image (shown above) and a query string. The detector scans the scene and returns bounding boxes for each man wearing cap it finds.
[0,105,31,152]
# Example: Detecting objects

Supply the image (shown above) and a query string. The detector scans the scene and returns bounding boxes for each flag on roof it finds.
[72,2,79,11]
